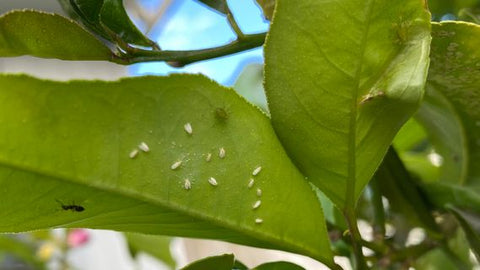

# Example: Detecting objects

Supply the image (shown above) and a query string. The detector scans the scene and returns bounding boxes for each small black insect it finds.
[56,199,85,212]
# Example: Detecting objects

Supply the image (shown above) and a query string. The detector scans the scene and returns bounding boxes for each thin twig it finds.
[225,2,245,39]
[111,32,267,66]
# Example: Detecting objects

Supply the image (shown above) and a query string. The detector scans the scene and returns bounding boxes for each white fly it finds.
[184,123,193,135]
[252,166,262,176]
[171,160,182,170]
[208,177,218,186]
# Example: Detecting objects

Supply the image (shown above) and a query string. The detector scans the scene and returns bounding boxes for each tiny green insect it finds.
[215,107,229,120]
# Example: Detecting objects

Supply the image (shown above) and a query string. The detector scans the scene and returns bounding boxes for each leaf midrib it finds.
[345,0,375,210]
[0,157,323,261]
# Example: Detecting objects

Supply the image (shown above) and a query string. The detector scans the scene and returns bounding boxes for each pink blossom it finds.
[67,229,90,247]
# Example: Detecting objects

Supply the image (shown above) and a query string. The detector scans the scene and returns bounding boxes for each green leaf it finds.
[125,233,175,268]
[255,0,275,21]
[233,63,268,113]
[376,148,440,236]
[181,254,234,270]
[398,152,440,182]
[0,74,334,266]
[264,0,431,208]
[447,206,480,262]
[393,118,428,153]
[422,22,480,188]
[416,84,466,185]
[233,260,248,270]
[415,248,469,270]
[422,182,480,213]
[195,0,228,14]
[0,10,111,60]
[253,261,305,270]
[62,0,156,47]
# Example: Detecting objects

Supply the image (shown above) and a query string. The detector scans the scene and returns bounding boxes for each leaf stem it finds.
[225,2,245,40]
[111,32,266,66]
[344,208,369,270]
[369,177,386,241]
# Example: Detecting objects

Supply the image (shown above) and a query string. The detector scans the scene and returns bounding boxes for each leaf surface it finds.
[447,205,480,262]
[181,254,234,270]
[253,261,305,270]
[264,0,431,208]
[0,10,111,60]
[0,74,333,265]
[125,233,175,268]
[195,0,228,14]
[61,0,156,47]
[421,22,480,187]
[255,0,275,20]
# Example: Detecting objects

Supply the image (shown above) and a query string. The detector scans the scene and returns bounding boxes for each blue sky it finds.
[130,0,269,86]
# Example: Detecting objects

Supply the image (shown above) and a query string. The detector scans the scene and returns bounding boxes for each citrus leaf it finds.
[0,10,111,60]
[415,248,469,270]
[420,22,480,188]
[195,0,228,14]
[60,0,156,47]
[233,64,268,113]
[253,261,305,270]
[376,148,439,236]
[0,74,334,266]
[264,0,431,208]
[255,0,275,21]
[181,254,233,270]
[125,233,175,268]
[447,205,480,262]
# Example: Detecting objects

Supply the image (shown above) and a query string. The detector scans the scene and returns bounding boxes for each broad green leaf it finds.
[447,206,480,262]
[253,261,305,270]
[60,0,156,47]
[233,63,268,113]
[255,0,275,21]
[415,248,470,270]
[125,233,175,268]
[0,10,111,60]
[233,260,248,270]
[393,118,428,153]
[181,254,233,270]
[376,148,440,236]
[416,85,467,185]
[423,182,480,212]
[264,0,431,208]
[398,152,440,182]
[448,228,475,268]
[0,74,334,266]
[195,0,228,14]
[422,22,480,188]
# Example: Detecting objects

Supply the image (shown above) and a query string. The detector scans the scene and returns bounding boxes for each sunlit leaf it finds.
[0,10,111,60]
[125,233,175,268]
[264,0,431,208]
[181,254,233,270]
[0,74,333,265]
[59,0,156,47]
[253,261,305,270]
